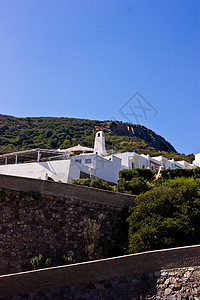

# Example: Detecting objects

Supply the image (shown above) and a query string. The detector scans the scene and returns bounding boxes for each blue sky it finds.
[0,0,199,155]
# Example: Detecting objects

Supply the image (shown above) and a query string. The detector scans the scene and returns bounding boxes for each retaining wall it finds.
[0,245,200,299]
[0,174,135,275]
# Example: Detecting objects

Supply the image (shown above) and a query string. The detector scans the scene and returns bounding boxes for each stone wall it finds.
[1,245,200,299]
[0,174,135,275]
[3,266,200,299]
[1,175,200,299]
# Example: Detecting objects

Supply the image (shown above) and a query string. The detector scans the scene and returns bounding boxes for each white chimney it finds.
[94,131,107,156]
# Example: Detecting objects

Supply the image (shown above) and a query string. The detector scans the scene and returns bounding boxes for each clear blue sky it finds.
[0,0,199,155]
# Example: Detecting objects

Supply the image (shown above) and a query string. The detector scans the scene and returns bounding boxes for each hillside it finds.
[0,114,194,163]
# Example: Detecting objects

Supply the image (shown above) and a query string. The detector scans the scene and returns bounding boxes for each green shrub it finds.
[116,177,151,195]
[161,167,200,181]
[128,177,200,253]
[119,168,156,181]
[62,251,75,265]
[119,168,155,181]
[72,177,112,191]
[30,254,52,269]
[72,178,91,187]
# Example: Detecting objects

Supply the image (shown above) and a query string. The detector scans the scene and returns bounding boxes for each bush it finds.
[119,168,155,181]
[161,167,200,181]
[116,177,151,195]
[72,177,112,191]
[128,177,200,253]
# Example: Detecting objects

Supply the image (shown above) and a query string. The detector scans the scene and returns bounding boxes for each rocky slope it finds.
[105,121,176,153]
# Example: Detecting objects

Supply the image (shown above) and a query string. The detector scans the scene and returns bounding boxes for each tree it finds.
[119,168,155,181]
[116,168,154,195]
[128,178,200,253]
[116,177,151,195]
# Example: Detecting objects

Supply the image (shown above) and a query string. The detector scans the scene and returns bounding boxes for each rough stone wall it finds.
[0,189,125,275]
[2,266,200,299]
[156,266,200,299]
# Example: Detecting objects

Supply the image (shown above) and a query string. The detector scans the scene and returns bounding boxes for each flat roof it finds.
[0,149,65,165]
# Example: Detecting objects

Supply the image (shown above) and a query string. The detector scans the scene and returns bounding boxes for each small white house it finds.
[152,156,173,169]
[193,153,200,167]
[71,153,121,183]
[114,152,148,170]
[176,160,193,169]
[140,154,162,171]
[168,159,184,169]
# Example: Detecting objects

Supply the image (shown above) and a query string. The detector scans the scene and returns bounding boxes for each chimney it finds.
[94,131,107,156]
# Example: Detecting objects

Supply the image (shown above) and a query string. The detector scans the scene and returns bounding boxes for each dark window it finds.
[75,159,81,164]
[85,159,92,164]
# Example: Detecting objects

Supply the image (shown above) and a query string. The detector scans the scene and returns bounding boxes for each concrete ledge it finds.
[0,245,200,298]
[0,174,135,208]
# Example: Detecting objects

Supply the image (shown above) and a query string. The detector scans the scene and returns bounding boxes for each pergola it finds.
[63,144,94,155]
[0,149,66,165]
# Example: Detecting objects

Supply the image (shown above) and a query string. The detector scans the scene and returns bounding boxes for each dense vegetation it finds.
[72,177,112,191]
[128,177,200,253]
[0,114,194,162]
[155,168,200,182]
[121,167,200,254]
[116,168,154,195]
[74,168,200,255]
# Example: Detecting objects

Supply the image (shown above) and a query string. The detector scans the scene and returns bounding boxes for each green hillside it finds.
[0,115,194,163]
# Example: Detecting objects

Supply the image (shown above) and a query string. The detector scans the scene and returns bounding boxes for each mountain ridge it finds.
[0,114,194,163]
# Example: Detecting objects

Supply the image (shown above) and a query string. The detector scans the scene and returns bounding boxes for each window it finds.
[85,159,92,164]
[98,132,100,137]
[142,165,145,169]
[132,162,134,169]
[151,165,154,170]
[75,159,81,164]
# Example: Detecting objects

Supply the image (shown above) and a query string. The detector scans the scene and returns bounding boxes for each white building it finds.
[175,160,193,169]
[140,154,162,171]
[0,131,197,184]
[152,156,173,170]
[114,152,148,170]
[0,132,121,184]
[0,158,88,183]
[193,153,200,167]
[0,151,121,184]
[168,159,185,169]
[71,153,121,183]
